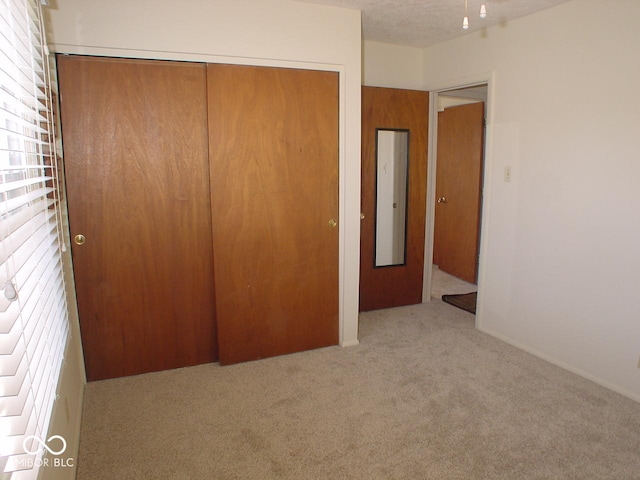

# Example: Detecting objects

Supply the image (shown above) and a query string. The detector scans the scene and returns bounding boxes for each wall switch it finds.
[504,166,512,183]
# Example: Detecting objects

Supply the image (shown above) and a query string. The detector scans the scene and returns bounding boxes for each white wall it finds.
[363,41,425,90]
[424,0,640,400]
[38,53,86,480]
[40,237,85,480]
[438,96,482,110]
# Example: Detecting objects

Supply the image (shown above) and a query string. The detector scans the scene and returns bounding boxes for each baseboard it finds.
[477,325,640,404]
[40,337,86,480]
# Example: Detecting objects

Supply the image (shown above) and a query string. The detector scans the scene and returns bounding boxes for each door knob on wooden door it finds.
[74,234,86,245]
[437,197,447,204]
[328,219,337,228]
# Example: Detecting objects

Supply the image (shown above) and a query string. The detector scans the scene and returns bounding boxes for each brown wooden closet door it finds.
[359,87,429,311]
[434,102,484,283]
[208,64,339,365]
[58,55,217,381]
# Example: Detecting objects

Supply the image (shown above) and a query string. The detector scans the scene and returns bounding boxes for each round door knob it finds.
[328,219,337,228]
[74,234,86,245]
[437,197,447,204]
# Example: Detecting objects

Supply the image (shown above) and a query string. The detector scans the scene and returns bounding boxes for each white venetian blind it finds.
[0,0,70,478]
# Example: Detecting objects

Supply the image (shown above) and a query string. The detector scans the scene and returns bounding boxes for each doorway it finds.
[424,83,489,313]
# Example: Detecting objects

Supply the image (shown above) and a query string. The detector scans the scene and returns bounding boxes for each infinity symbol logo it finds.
[23,435,67,455]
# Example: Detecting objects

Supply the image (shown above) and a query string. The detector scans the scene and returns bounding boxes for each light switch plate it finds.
[504,166,512,183]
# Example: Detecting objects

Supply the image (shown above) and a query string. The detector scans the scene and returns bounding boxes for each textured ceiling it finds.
[295,0,572,47]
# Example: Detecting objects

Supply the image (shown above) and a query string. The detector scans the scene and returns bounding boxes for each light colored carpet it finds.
[431,265,476,300]
[77,301,640,479]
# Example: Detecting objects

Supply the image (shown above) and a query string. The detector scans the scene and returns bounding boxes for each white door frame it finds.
[422,73,495,328]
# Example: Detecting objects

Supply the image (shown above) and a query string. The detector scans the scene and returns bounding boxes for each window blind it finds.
[0,0,70,478]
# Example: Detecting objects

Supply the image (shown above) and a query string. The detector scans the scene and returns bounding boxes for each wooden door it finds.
[434,102,485,283]
[58,56,217,381]
[359,87,429,311]
[207,64,339,365]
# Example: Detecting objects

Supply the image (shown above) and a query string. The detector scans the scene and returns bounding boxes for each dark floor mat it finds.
[442,292,477,314]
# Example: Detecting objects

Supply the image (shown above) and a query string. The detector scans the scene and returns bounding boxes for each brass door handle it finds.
[74,234,86,245]
[328,219,337,228]
[437,197,447,204]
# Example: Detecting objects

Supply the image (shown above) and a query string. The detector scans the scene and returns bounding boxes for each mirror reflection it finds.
[375,129,409,267]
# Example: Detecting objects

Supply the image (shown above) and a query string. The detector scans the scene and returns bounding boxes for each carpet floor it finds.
[77,301,640,479]
[430,265,476,299]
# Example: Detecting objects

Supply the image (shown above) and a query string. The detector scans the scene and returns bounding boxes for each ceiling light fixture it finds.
[463,0,469,30]
[463,1,488,30]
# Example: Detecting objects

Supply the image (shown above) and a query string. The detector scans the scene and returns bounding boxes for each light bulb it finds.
[462,16,469,30]
[480,4,487,19]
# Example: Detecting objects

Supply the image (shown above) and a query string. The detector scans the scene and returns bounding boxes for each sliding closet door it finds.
[58,56,217,380]
[208,64,339,365]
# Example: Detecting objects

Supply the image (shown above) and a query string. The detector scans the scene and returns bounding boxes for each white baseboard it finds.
[477,325,640,404]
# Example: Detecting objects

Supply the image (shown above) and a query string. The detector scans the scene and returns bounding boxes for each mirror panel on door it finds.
[375,128,409,267]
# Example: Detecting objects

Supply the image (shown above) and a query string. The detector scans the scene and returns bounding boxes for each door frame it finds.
[423,73,495,328]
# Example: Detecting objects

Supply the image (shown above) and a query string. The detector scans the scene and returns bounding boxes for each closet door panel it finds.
[58,55,217,380]
[208,64,339,364]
